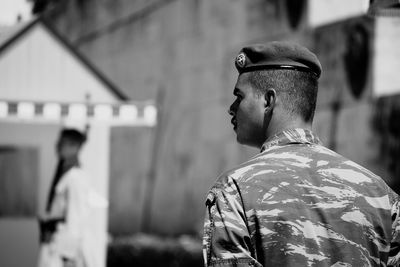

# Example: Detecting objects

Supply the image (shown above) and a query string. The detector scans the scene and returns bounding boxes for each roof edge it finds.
[0,17,40,55]
[0,15,129,101]
[40,17,129,101]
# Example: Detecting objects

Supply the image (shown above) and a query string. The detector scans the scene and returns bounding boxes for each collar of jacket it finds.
[260,128,322,153]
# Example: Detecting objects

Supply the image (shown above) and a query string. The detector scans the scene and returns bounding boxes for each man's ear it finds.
[264,88,276,111]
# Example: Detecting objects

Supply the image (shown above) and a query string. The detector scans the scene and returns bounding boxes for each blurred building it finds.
[0,16,156,267]
[32,0,400,238]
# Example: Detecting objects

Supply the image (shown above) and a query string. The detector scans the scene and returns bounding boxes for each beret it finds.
[235,41,322,78]
[60,128,87,144]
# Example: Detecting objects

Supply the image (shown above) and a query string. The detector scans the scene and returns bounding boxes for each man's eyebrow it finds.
[233,88,241,95]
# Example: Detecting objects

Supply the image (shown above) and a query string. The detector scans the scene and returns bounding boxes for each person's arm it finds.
[203,176,262,267]
[39,218,65,243]
[388,192,400,266]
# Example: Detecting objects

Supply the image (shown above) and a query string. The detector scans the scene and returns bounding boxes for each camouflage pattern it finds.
[203,129,400,267]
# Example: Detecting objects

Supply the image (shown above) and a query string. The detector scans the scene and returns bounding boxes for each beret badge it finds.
[235,52,246,68]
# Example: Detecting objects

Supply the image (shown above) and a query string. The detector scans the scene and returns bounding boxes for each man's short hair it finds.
[248,69,318,122]
[60,128,87,146]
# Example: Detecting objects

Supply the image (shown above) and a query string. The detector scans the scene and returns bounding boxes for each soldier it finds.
[203,41,400,266]
[38,127,107,267]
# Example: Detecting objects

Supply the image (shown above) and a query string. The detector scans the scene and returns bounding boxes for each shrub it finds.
[107,233,203,267]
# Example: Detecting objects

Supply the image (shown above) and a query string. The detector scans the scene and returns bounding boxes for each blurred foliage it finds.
[107,233,203,267]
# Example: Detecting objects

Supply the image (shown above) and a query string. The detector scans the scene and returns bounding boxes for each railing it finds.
[0,100,157,126]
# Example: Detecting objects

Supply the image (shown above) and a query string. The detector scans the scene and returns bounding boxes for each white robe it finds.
[38,167,108,267]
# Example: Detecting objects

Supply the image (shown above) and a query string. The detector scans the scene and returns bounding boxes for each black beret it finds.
[60,128,87,144]
[235,41,322,78]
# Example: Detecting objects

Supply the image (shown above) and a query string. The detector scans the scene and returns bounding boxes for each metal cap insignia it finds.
[235,53,246,68]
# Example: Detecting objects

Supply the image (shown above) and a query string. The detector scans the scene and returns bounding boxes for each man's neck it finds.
[264,120,312,147]
[61,156,80,169]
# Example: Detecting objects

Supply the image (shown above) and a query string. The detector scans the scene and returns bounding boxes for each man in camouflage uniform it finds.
[203,41,400,267]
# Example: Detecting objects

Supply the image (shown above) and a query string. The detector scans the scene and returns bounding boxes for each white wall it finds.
[373,17,400,97]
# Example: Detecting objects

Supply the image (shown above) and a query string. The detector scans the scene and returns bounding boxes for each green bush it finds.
[107,234,203,267]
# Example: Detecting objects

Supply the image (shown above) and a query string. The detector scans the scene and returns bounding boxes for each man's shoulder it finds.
[213,145,321,185]
[217,144,387,187]
[267,143,383,177]
[220,157,267,181]
[310,145,386,183]
[302,145,395,196]
[222,144,325,179]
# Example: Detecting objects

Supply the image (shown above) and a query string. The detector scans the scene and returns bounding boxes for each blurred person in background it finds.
[203,41,400,266]
[38,127,100,267]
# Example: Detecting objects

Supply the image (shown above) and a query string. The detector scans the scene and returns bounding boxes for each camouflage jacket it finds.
[203,129,400,267]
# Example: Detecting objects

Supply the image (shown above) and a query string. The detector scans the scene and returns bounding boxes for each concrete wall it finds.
[0,218,40,267]
[45,0,398,235]
[0,123,58,267]
[312,16,394,184]
[67,0,311,235]
[108,126,154,235]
